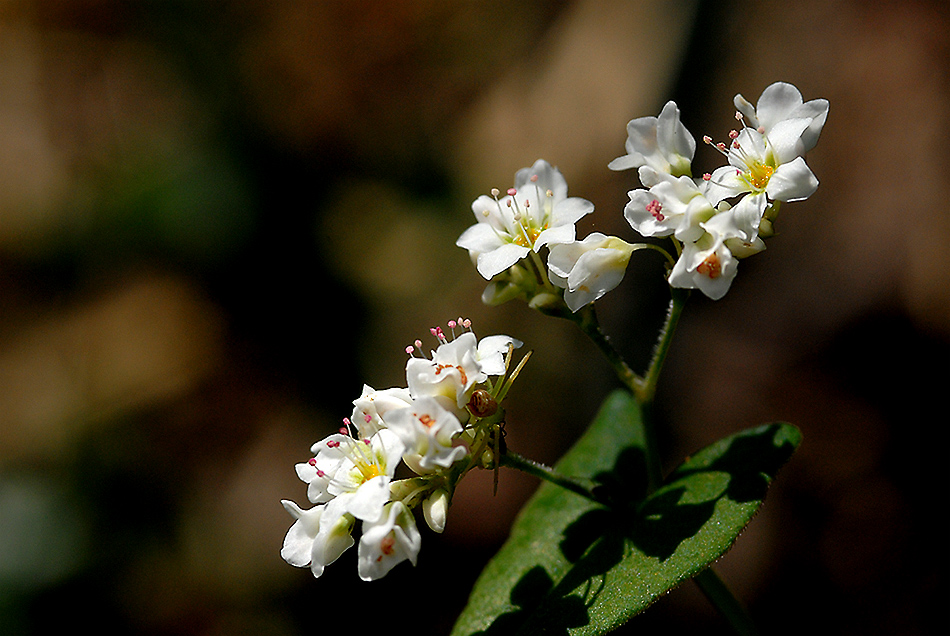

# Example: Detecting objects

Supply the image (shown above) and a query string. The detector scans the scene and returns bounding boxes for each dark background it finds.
[0,1,946,634]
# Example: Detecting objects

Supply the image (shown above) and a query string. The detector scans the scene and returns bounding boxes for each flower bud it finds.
[423,488,450,533]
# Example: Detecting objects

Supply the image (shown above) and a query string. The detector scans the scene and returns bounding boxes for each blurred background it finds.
[0,1,947,634]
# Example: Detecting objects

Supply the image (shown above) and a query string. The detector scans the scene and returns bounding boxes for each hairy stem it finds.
[500,450,602,503]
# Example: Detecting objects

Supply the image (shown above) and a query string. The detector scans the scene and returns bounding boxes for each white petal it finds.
[516,159,567,201]
[607,152,645,172]
[476,335,522,375]
[766,117,812,164]
[534,223,575,250]
[475,243,530,279]
[766,157,818,202]
[551,197,594,227]
[456,222,505,254]
[345,475,391,522]
[754,82,804,132]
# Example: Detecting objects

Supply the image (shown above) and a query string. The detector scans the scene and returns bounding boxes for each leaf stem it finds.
[499,450,603,504]
[638,287,690,406]
[572,304,642,396]
[694,568,759,636]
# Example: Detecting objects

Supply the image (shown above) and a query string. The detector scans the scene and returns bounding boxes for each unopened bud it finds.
[423,489,450,533]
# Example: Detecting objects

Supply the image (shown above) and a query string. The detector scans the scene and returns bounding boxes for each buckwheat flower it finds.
[457,159,594,280]
[406,329,521,413]
[668,232,738,301]
[608,101,696,187]
[351,385,413,437]
[623,175,719,244]
[357,501,422,581]
[666,197,766,300]
[280,499,356,578]
[547,233,636,312]
[704,124,819,205]
[385,396,468,473]
[303,429,405,522]
[734,81,828,154]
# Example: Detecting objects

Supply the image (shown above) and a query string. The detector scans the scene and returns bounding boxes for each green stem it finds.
[694,568,759,636]
[573,305,642,396]
[499,451,602,503]
[638,287,690,406]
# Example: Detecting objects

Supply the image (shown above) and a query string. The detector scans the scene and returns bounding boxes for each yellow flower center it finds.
[359,462,382,482]
[513,225,542,248]
[746,162,774,191]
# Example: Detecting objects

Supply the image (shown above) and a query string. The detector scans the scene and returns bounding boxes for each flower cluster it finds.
[457,82,827,305]
[280,319,523,581]
[457,158,635,313]
[616,81,827,299]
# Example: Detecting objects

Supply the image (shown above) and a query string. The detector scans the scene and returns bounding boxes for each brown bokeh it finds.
[0,1,946,634]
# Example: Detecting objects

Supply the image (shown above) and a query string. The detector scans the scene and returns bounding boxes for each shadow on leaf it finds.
[472,565,588,636]
[474,422,799,635]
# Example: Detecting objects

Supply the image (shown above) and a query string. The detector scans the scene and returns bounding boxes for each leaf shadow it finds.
[474,423,798,635]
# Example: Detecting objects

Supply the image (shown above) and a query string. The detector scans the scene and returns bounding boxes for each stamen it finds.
[645,199,665,222]
[697,253,722,279]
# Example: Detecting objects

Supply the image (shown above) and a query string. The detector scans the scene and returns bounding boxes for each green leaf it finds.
[451,389,801,636]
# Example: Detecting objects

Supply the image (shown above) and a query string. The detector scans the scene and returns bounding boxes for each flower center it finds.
[645,199,665,222]
[744,161,774,191]
[435,363,468,387]
[358,461,382,482]
[697,253,722,279]
[378,534,396,559]
[418,413,436,428]
[513,225,542,248]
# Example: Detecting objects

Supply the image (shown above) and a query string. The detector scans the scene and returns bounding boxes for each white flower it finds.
[705,83,826,206]
[668,232,738,301]
[623,175,719,244]
[705,126,819,205]
[385,397,467,473]
[357,501,422,581]
[734,81,828,154]
[608,101,696,187]
[457,159,594,280]
[280,499,355,578]
[406,330,521,413]
[547,233,636,312]
[298,429,405,522]
[350,385,413,438]
[666,196,766,300]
